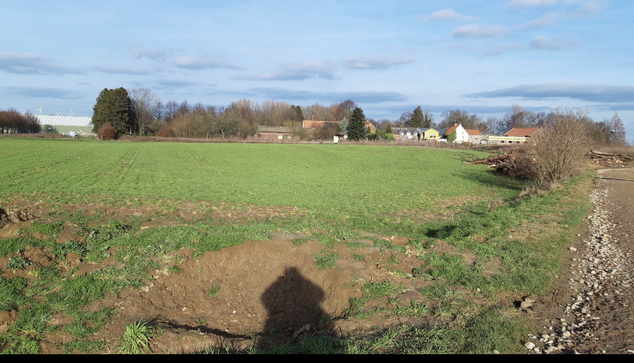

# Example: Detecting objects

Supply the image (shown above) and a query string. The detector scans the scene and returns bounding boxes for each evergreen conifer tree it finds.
[347,107,366,141]
[410,106,424,128]
[92,87,137,136]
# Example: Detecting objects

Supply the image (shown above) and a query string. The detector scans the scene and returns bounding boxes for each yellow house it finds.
[423,128,439,140]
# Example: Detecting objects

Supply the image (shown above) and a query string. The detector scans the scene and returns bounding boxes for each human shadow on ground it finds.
[257,266,333,349]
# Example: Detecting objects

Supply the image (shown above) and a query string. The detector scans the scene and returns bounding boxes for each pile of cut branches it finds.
[589,150,632,167]
[468,152,533,178]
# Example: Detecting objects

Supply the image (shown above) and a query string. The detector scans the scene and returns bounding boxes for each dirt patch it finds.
[0,310,18,335]
[1,246,57,279]
[0,208,37,230]
[27,227,440,354]
[0,195,307,236]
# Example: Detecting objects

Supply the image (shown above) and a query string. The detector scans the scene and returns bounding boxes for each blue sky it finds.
[1,0,633,139]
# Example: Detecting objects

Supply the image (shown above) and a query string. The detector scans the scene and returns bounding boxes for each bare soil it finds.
[0,196,442,354]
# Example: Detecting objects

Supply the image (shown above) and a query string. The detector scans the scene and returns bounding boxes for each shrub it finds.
[97,122,117,140]
[447,131,457,143]
[525,107,590,183]
[157,124,176,138]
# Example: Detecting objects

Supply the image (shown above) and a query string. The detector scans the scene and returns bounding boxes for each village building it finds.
[443,124,469,143]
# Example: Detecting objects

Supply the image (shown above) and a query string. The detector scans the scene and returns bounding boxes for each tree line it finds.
[90,87,627,145]
[0,109,40,134]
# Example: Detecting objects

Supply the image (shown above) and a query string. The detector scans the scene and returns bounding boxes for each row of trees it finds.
[91,87,362,139]
[89,86,627,145]
[0,109,40,134]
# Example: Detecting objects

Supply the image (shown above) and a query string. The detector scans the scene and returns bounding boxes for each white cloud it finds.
[483,43,522,56]
[518,12,561,30]
[131,45,178,60]
[562,0,610,14]
[452,24,508,38]
[508,0,558,9]
[238,62,337,81]
[529,36,581,50]
[94,66,153,75]
[172,56,241,70]
[342,56,415,70]
[425,9,475,21]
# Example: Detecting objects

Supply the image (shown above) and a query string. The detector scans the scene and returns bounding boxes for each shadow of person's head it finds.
[261,267,326,329]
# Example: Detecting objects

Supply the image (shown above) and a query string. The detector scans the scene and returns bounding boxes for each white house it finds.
[443,124,469,143]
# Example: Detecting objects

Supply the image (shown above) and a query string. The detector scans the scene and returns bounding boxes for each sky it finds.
[1,0,633,140]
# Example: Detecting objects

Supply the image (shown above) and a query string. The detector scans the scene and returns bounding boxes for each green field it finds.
[0,138,520,219]
[0,138,593,354]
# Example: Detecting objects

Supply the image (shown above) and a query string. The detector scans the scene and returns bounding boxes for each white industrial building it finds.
[35,115,93,135]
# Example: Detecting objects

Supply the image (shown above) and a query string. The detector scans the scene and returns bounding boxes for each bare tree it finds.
[528,107,591,183]
[302,103,330,121]
[500,104,540,132]
[164,100,179,122]
[438,109,481,129]
[129,87,160,135]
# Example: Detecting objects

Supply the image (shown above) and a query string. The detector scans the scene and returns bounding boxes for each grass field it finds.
[0,138,521,219]
[0,137,593,354]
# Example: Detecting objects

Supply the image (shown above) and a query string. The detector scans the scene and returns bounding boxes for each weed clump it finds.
[116,320,154,354]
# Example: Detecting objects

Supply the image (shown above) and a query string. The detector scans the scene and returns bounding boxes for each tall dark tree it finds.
[347,107,366,141]
[291,105,304,122]
[409,106,425,127]
[92,87,137,136]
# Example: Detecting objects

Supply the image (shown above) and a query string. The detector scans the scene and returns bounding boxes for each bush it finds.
[525,107,590,183]
[157,124,176,137]
[97,122,117,140]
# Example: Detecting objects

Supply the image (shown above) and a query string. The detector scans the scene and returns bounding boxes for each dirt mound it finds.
[60,237,379,353]
[0,208,36,229]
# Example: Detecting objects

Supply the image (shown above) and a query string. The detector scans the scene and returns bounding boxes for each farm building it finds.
[465,129,482,144]
[504,128,540,138]
[257,126,298,140]
[35,115,93,136]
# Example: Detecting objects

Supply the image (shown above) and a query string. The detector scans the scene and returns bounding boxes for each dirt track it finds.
[528,167,634,354]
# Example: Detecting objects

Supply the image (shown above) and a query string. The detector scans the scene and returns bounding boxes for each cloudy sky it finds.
[1,0,633,139]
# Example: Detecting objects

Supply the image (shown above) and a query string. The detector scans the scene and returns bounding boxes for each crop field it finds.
[0,137,593,354]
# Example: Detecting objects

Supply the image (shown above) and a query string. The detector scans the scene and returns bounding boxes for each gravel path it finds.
[526,168,634,355]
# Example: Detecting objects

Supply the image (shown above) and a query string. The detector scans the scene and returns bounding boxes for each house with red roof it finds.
[465,129,482,144]
[443,124,469,143]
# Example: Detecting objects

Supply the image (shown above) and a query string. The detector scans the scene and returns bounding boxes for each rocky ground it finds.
[526,167,634,355]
